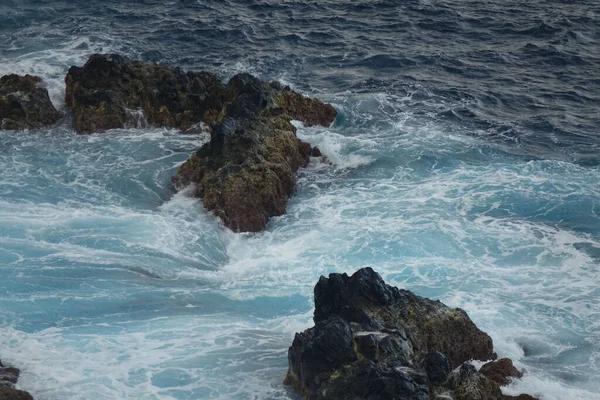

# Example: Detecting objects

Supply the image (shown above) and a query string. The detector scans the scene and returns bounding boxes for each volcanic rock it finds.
[65,55,336,134]
[173,72,336,232]
[65,54,230,133]
[0,74,61,130]
[66,54,336,232]
[285,267,537,400]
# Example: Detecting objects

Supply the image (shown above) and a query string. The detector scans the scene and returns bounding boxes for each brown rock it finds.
[65,54,230,133]
[173,73,335,232]
[176,116,311,232]
[0,74,61,131]
[0,385,33,400]
[66,54,338,233]
[0,368,19,384]
[449,363,538,400]
[272,89,337,127]
[480,358,523,386]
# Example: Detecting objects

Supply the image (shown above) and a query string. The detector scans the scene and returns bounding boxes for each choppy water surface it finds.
[1,1,599,399]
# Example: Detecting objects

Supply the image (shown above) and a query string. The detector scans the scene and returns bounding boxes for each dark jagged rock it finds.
[174,70,335,232]
[0,74,61,131]
[174,114,312,232]
[65,54,336,134]
[285,268,537,400]
[310,147,323,157]
[447,363,536,400]
[312,267,493,368]
[66,54,337,232]
[424,352,452,386]
[65,54,230,133]
[0,361,33,400]
[0,368,19,385]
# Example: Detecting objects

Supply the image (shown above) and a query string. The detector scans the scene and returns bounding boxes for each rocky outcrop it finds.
[0,74,61,131]
[447,363,536,400]
[65,54,231,133]
[285,268,537,400]
[65,54,336,134]
[65,54,336,232]
[0,359,33,400]
[173,73,335,232]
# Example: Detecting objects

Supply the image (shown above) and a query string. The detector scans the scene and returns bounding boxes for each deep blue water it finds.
[1,1,599,399]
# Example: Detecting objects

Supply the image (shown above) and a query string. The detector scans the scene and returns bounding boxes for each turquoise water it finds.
[1,0,600,399]
[1,110,599,399]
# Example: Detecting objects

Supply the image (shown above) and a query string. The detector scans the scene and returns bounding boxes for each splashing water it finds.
[1,0,599,399]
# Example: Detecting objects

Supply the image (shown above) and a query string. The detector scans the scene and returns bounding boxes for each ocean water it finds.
[1,1,599,399]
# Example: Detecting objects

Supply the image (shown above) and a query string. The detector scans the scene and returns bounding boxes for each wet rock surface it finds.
[66,54,336,232]
[0,359,33,400]
[479,358,523,386]
[173,73,336,232]
[285,268,537,400]
[0,74,61,131]
[65,54,336,134]
[65,54,230,133]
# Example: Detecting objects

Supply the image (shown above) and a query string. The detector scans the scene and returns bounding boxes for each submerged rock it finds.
[66,54,336,232]
[285,268,537,400]
[0,74,61,131]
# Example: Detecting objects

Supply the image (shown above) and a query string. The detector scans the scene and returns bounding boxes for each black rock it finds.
[286,316,357,394]
[423,352,451,385]
[285,268,536,400]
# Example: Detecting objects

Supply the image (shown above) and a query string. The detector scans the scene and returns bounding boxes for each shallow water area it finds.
[1,0,600,399]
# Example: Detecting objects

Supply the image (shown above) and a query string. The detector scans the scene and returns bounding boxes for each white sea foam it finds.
[0,72,599,400]
[0,36,126,110]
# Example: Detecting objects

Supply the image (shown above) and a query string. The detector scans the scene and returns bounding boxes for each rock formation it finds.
[0,359,33,400]
[285,268,537,400]
[0,74,61,131]
[65,54,231,133]
[173,73,336,232]
[65,54,336,232]
[65,54,336,134]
